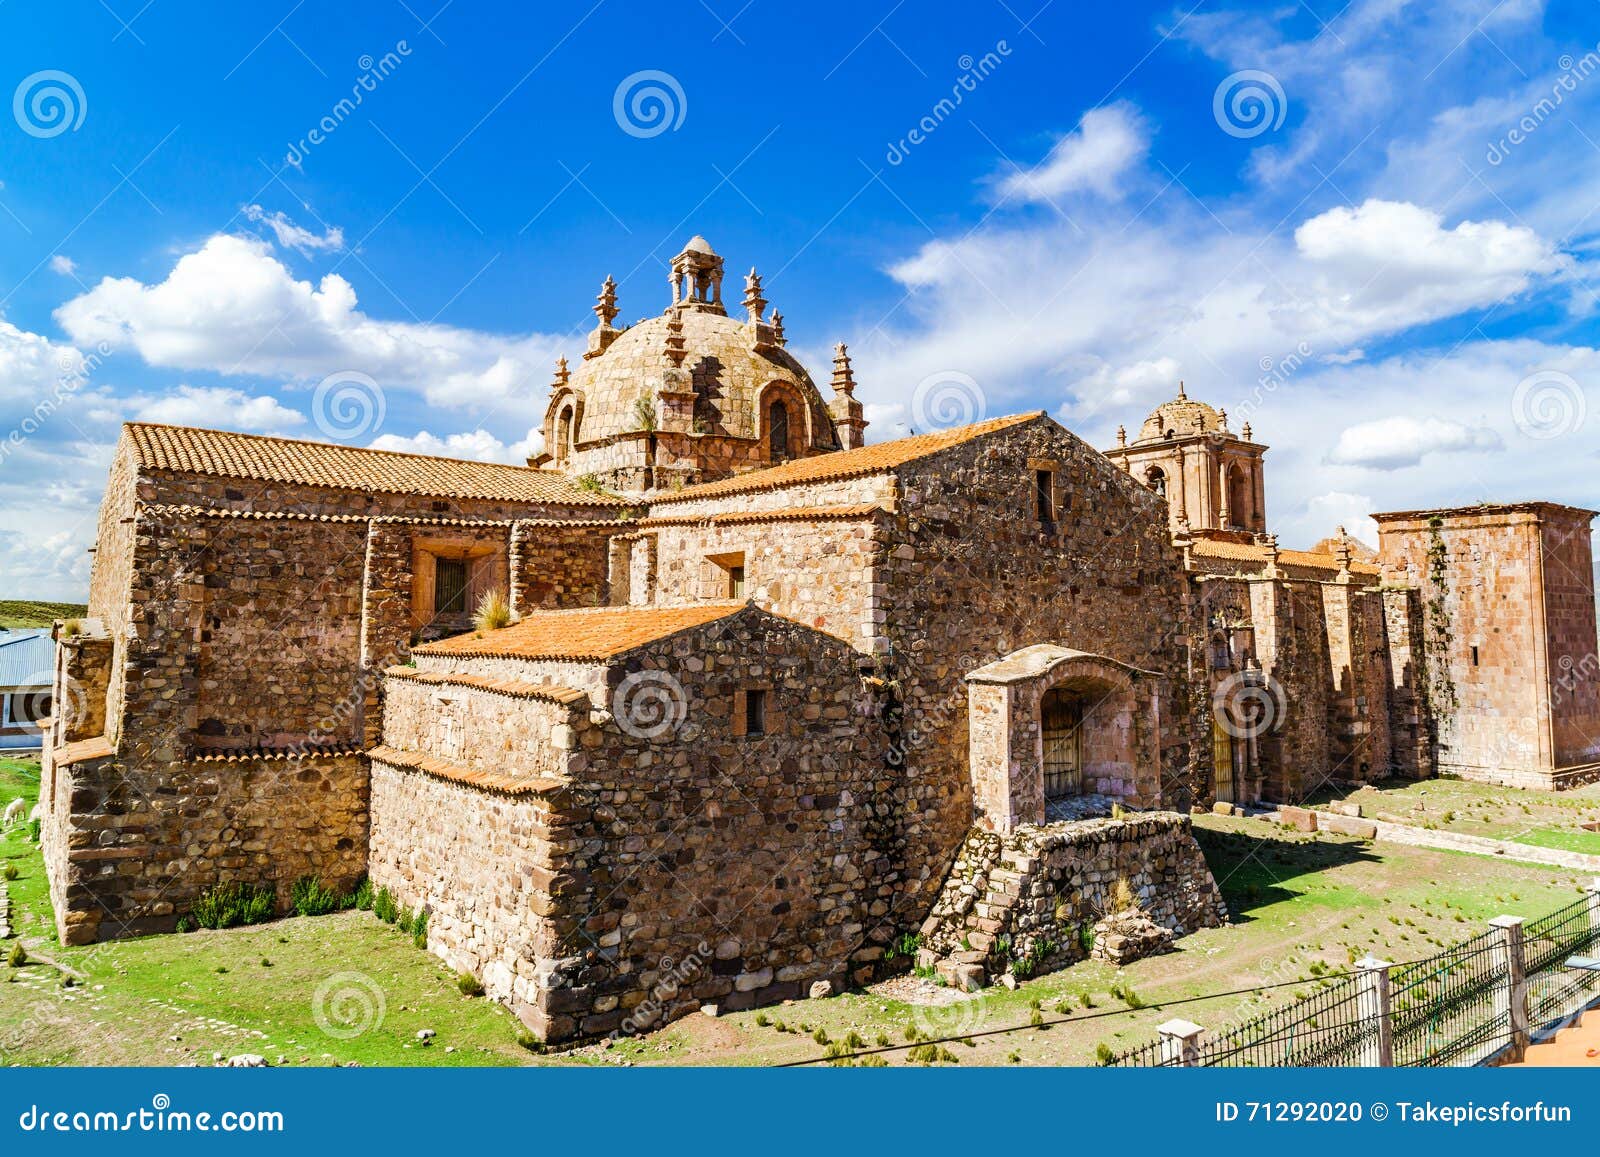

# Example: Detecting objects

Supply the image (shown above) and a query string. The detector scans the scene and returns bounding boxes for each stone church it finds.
[38,237,1600,1042]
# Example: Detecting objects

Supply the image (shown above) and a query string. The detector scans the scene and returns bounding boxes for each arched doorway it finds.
[1041,687,1085,799]
[555,405,574,463]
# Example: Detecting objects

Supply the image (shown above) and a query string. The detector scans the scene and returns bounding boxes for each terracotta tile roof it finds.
[124,422,619,506]
[636,503,886,529]
[189,744,365,762]
[413,602,747,662]
[384,667,590,706]
[369,744,561,796]
[1189,538,1380,577]
[649,412,1045,504]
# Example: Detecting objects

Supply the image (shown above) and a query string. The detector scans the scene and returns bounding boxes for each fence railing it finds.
[1110,883,1600,1068]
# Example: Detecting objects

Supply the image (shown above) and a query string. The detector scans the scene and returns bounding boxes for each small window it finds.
[768,401,790,462]
[1035,470,1054,522]
[435,557,469,615]
[1470,645,1480,667]
[745,688,767,736]
[728,565,746,599]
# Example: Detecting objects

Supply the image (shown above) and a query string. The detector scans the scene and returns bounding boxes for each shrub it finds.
[290,876,341,917]
[27,819,40,842]
[754,1013,770,1027]
[412,909,429,949]
[515,1028,545,1054]
[7,942,26,968]
[457,971,484,997]
[858,1054,889,1067]
[397,906,414,934]
[883,932,922,962]
[344,877,373,911]
[373,887,399,924]
[472,588,512,633]
[845,1030,866,1049]
[1094,1041,1115,1066]
[812,1028,830,1046]
[2,863,17,881]
[189,881,274,930]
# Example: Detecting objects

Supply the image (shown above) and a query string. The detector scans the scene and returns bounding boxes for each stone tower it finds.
[1103,383,1267,535]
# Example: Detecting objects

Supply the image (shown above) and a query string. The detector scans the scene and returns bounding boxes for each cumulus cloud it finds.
[132,385,308,435]
[242,204,344,254]
[368,425,544,465]
[1300,492,1379,548]
[996,103,1148,203]
[1293,199,1569,331]
[1326,415,1504,470]
[54,234,566,421]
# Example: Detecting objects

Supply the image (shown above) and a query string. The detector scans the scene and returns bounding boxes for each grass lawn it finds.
[3,760,1592,1067]
[1309,775,1600,847]
[0,600,85,628]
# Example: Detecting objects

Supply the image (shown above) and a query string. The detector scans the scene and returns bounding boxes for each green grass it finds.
[1511,827,1600,856]
[1308,776,1600,845]
[3,761,1594,1068]
[0,600,85,628]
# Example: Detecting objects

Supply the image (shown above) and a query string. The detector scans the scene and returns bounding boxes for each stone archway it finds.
[966,646,1164,833]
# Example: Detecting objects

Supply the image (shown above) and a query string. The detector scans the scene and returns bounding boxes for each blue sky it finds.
[1,0,1597,599]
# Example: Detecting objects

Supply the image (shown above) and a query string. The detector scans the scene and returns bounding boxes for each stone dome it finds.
[1135,384,1225,444]
[563,308,832,445]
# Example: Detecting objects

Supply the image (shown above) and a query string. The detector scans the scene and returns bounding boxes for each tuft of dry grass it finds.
[472,588,512,632]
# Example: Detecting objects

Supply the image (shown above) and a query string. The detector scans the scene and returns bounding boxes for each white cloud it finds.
[1300,491,1379,548]
[132,385,307,435]
[1293,199,1568,330]
[54,234,567,422]
[242,204,344,254]
[49,255,77,277]
[996,103,1148,203]
[368,425,544,465]
[1326,414,1504,470]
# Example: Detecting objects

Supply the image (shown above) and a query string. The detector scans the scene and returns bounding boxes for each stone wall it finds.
[46,748,367,944]
[368,606,895,1043]
[511,520,614,611]
[638,509,886,647]
[918,812,1227,985]
[879,417,1193,926]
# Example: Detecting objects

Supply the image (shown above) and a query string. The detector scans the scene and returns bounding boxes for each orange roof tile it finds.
[650,412,1045,504]
[384,667,591,705]
[124,422,619,506]
[1189,538,1380,577]
[413,602,747,662]
[369,744,561,796]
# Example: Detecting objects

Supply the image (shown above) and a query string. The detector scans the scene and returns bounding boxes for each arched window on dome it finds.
[1144,466,1167,497]
[555,404,574,463]
[767,399,791,462]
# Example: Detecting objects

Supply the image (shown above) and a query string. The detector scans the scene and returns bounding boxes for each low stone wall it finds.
[45,749,368,944]
[919,811,1227,986]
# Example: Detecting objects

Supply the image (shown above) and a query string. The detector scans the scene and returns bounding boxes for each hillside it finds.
[0,600,87,628]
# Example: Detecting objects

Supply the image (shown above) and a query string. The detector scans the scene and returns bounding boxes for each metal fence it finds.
[1110,890,1600,1068]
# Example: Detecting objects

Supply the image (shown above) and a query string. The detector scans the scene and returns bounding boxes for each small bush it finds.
[1095,1041,1115,1066]
[27,819,40,842]
[515,1028,546,1054]
[189,881,274,930]
[175,916,193,933]
[858,1054,889,1067]
[1,863,17,881]
[412,909,429,949]
[291,875,341,917]
[345,877,373,911]
[845,1030,866,1049]
[473,588,512,633]
[7,942,26,968]
[812,1027,830,1046]
[373,886,399,924]
[754,1013,770,1027]
[457,971,484,997]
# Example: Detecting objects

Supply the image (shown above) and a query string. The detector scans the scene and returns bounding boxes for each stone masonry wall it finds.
[47,749,367,944]
[880,416,1192,929]
[919,812,1227,984]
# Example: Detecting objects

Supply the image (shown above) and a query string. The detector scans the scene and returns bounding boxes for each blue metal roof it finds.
[0,629,53,688]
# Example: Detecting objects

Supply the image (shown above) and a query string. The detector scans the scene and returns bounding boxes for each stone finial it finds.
[1218,407,1228,429]
[831,342,857,395]
[1242,421,1252,441]
[593,275,619,328]
[1177,380,1187,400]
[742,267,767,324]
[1263,533,1281,579]
[1116,424,1127,447]
[1333,529,1354,583]
[663,310,687,367]
[552,356,570,387]
[770,309,785,347]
